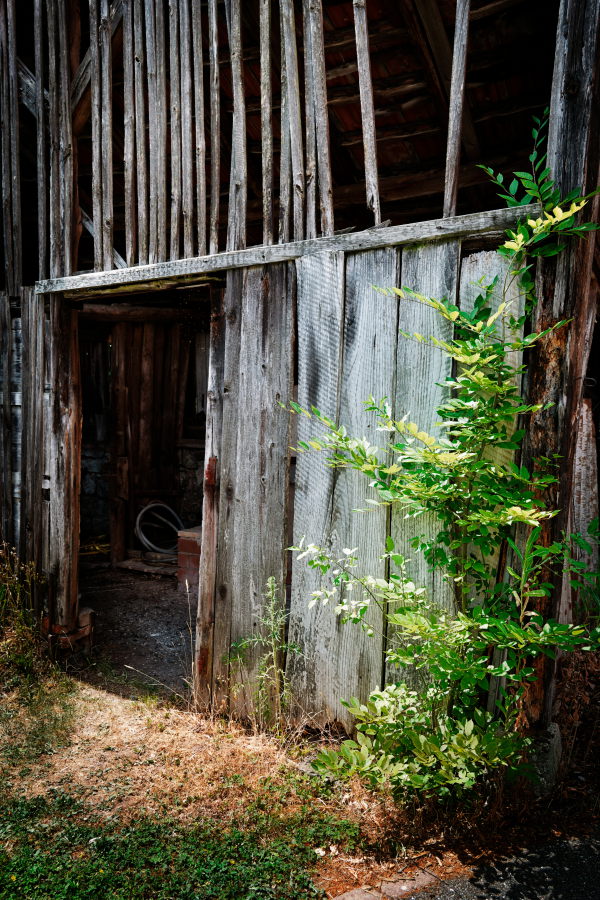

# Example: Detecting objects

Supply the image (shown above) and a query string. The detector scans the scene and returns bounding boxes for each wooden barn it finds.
[0,0,598,727]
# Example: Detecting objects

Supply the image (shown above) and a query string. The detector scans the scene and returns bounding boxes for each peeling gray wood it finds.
[191,0,206,255]
[225,0,247,252]
[287,251,345,724]
[36,205,538,296]
[133,0,148,264]
[57,0,72,274]
[307,0,334,235]
[303,0,317,240]
[179,0,194,258]
[100,0,114,270]
[260,0,273,244]
[154,0,168,261]
[144,0,159,262]
[279,0,304,241]
[48,0,62,278]
[229,264,294,716]
[123,0,136,265]
[6,0,21,289]
[278,31,291,244]
[71,0,123,113]
[352,0,380,224]
[443,0,470,217]
[194,290,225,708]
[388,241,460,684]
[169,0,182,260]
[208,0,220,254]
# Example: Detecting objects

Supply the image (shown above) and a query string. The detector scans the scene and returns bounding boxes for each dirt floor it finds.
[77,564,194,698]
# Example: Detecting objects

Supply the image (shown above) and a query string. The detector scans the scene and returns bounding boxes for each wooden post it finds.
[208,0,220,255]
[225,0,247,252]
[307,0,334,235]
[133,0,149,264]
[442,0,470,218]
[169,0,182,260]
[99,0,113,270]
[260,0,273,245]
[279,0,305,241]
[34,0,47,281]
[523,0,600,727]
[194,290,225,709]
[179,0,194,258]
[47,294,81,632]
[352,0,380,224]
[191,0,206,256]
[123,0,137,266]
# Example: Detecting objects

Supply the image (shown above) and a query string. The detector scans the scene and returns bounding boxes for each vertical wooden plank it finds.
[330,248,399,723]
[191,0,206,256]
[123,0,136,266]
[0,4,15,293]
[211,268,244,707]
[48,0,62,278]
[523,0,600,726]
[89,0,102,271]
[260,0,273,245]
[287,251,345,724]
[100,0,113,270]
[225,0,247,252]
[34,0,48,280]
[194,290,225,708]
[47,295,81,631]
[144,0,158,262]
[303,0,317,240]
[57,0,72,274]
[155,0,168,262]
[442,0,470,218]
[307,0,334,236]
[352,0,380,225]
[109,321,128,563]
[388,241,460,684]
[207,0,220,255]
[278,35,291,244]
[169,0,182,260]
[6,0,21,289]
[0,293,13,542]
[230,264,294,716]
[133,0,148,264]
[279,0,304,241]
[179,0,194,258]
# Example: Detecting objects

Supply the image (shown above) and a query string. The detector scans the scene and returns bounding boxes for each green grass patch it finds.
[0,792,359,899]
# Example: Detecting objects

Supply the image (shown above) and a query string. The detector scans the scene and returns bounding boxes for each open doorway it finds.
[76,290,211,695]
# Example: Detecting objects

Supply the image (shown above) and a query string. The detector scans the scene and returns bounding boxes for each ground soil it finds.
[3,565,598,898]
[76,564,194,698]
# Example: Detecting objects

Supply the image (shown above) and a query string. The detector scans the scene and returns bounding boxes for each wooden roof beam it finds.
[403,0,480,162]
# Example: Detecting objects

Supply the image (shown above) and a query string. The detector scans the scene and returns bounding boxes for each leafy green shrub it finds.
[291,114,600,800]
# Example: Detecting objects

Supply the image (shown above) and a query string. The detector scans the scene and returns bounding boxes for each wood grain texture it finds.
[287,251,346,723]
[191,0,206,256]
[179,0,194,257]
[0,6,15,293]
[5,0,21,290]
[37,206,538,297]
[260,0,273,244]
[34,0,48,280]
[194,290,225,708]
[122,0,136,265]
[133,0,148,264]
[278,29,291,244]
[387,241,459,684]
[279,0,305,241]
[47,295,81,631]
[154,0,168,261]
[316,248,399,726]
[57,0,72,274]
[523,0,600,726]
[208,0,220,254]
[211,268,244,709]
[99,0,114,270]
[352,0,380,224]
[442,0,470,217]
[144,0,159,262]
[225,0,247,252]
[169,0,182,260]
[303,0,317,240]
[47,0,62,278]
[228,264,294,716]
[307,0,334,235]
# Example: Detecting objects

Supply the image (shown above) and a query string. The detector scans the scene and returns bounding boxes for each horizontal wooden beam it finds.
[36,204,539,298]
[79,302,208,320]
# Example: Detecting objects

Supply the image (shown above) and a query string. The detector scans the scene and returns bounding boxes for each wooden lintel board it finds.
[35,205,540,297]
